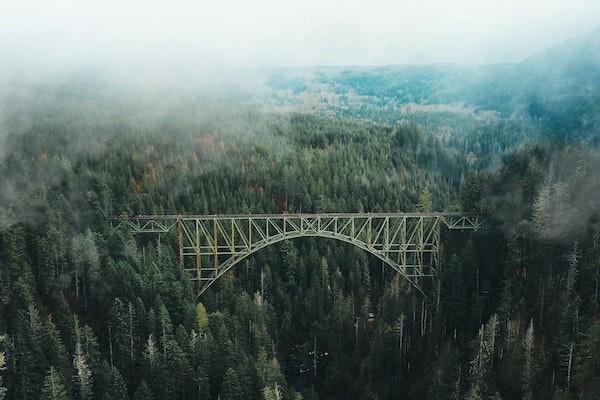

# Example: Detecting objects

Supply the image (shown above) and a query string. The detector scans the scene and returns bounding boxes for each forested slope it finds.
[0,82,598,400]
[264,27,600,142]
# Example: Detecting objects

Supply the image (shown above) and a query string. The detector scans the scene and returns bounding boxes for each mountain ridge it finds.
[265,26,600,136]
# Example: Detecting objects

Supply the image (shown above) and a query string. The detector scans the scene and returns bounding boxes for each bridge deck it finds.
[124,212,478,219]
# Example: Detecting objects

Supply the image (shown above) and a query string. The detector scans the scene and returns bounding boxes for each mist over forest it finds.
[1,3,600,400]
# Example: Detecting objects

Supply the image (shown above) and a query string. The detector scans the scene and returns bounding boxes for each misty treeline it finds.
[0,82,599,400]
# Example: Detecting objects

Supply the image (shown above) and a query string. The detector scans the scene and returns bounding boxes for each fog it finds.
[1,0,599,79]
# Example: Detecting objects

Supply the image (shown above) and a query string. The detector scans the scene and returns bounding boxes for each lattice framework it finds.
[114,213,482,295]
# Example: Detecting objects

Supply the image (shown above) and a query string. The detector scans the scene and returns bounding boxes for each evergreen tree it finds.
[575,320,600,399]
[417,188,433,212]
[132,381,153,400]
[73,341,93,400]
[196,303,209,331]
[104,367,128,400]
[466,315,498,400]
[221,368,243,400]
[0,343,7,400]
[195,366,210,400]
[262,384,283,400]
[41,367,69,400]
[2,80,600,400]
[522,319,535,400]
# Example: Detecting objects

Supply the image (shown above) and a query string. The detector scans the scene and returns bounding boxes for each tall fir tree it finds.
[41,367,69,400]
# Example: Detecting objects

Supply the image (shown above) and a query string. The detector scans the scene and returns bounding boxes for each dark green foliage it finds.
[221,368,243,400]
[0,80,598,400]
[40,367,70,400]
[132,381,153,400]
[104,367,129,400]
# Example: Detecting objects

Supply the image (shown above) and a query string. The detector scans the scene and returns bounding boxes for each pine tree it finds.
[417,188,433,212]
[532,185,551,237]
[426,344,460,400]
[466,315,498,400]
[0,343,7,400]
[262,383,283,400]
[522,319,535,400]
[126,301,136,365]
[143,334,159,369]
[73,341,93,400]
[109,298,128,370]
[195,366,210,400]
[574,320,600,400]
[221,368,243,400]
[255,348,270,388]
[163,338,193,399]
[158,304,173,358]
[41,366,69,400]
[133,381,154,400]
[557,243,580,390]
[46,317,70,380]
[142,334,160,395]
[70,230,100,308]
[105,367,128,400]
[196,303,209,331]
[12,304,48,399]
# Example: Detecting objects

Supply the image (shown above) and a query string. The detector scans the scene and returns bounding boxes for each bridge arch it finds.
[195,230,425,296]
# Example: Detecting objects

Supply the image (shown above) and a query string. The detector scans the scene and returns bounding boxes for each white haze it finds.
[0,0,599,78]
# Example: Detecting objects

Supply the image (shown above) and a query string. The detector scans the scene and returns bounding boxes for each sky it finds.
[0,0,599,72]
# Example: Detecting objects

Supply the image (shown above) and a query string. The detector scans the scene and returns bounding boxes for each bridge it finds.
[114,213,482,296]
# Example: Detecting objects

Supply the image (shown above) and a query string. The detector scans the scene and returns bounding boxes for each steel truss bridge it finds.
[114,213,482,296]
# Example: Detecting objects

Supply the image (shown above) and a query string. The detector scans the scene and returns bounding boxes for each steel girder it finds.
[113,213,482,295]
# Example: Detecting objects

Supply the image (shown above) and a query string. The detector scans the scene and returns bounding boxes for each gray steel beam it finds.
[112,212,482,296]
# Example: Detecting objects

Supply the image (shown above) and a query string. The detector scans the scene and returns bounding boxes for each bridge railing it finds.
[112,212,483,233]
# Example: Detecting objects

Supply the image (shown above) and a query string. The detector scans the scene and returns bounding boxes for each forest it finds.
[0,72,599,400]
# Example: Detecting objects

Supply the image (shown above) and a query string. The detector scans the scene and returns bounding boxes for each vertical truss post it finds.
[213,218,218,275]
[231,219,235,253]
[401,217,407,275]
[417,217,424,283]
[367,216,372,250]
[432,217,441,273]
[384,217,389,260]
[177,216,183,268]
[195,219,201,282]
[249,217,252,251]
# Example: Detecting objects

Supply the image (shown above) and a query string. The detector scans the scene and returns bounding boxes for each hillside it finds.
[262,26,600,138]
[1,25,600,400]
[1,73,600,400]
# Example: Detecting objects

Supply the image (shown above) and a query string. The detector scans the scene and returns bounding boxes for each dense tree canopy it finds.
[0,82,598,400]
